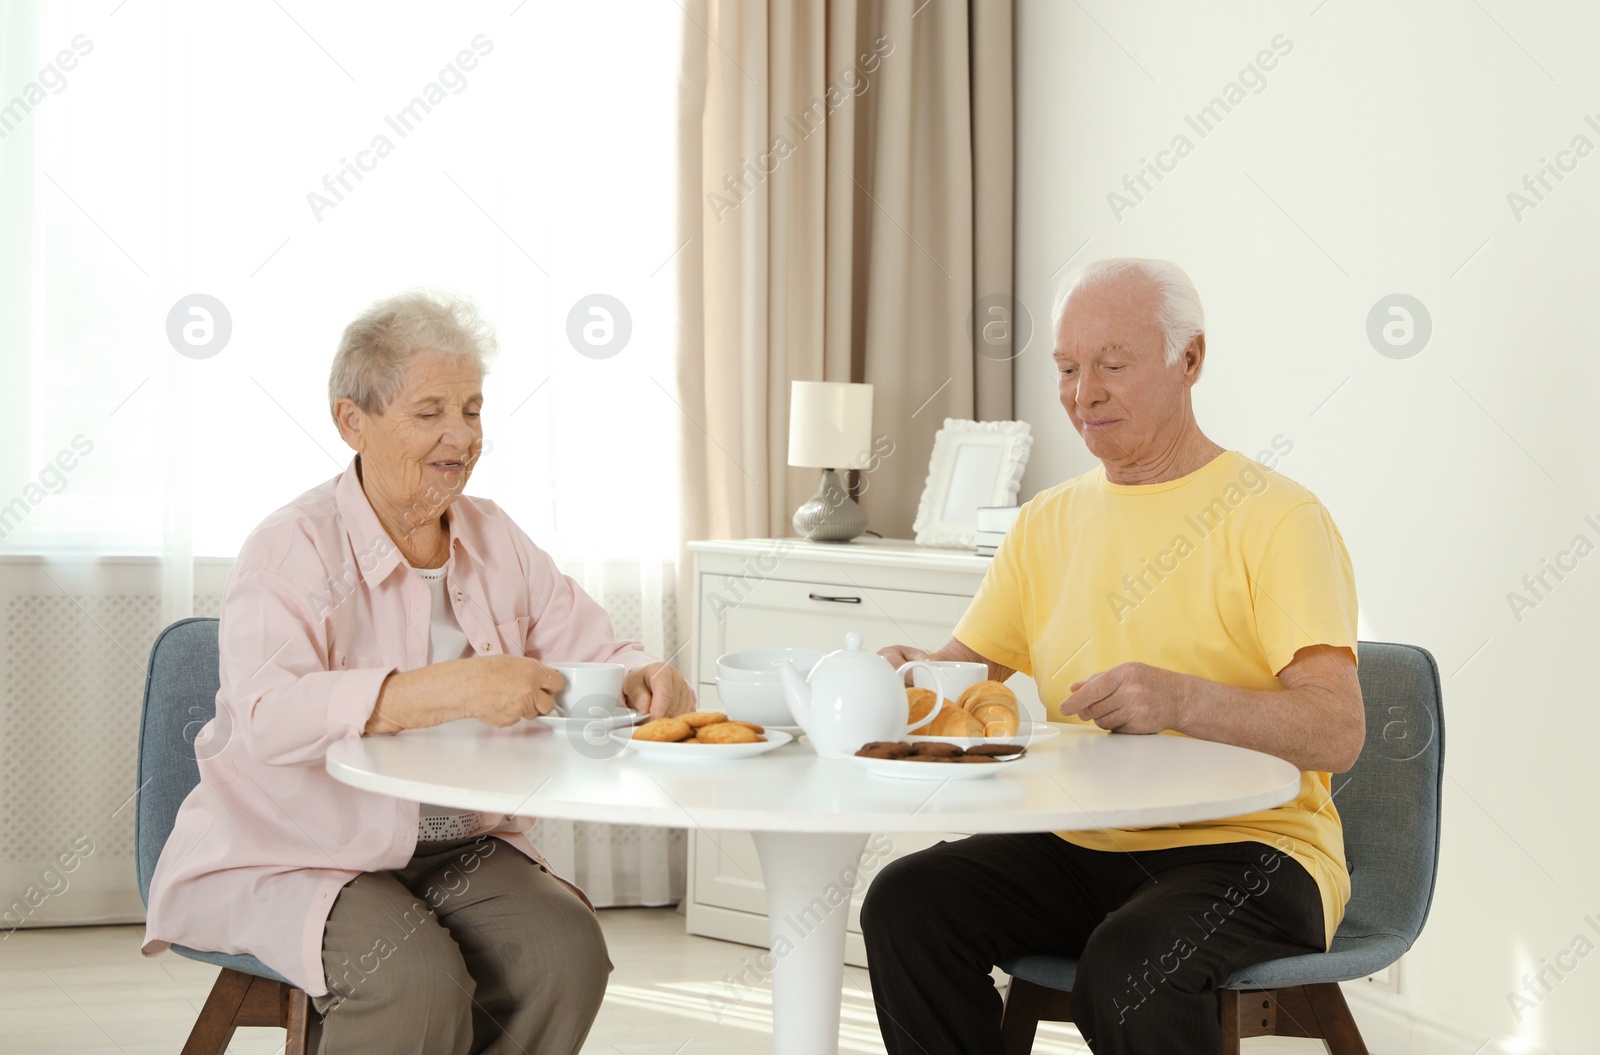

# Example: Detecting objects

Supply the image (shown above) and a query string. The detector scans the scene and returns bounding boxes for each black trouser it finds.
[860,833,1325,1055]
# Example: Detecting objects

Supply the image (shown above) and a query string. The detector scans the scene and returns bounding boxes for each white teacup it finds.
[550,662,627,717]
[910,661,988,703]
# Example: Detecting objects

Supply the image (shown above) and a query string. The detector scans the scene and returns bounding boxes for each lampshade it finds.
[787,382,874,469]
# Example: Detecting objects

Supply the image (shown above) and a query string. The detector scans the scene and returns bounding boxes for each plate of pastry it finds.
[902,681,1062,747]
[610,712,792,760]
[851,740,1027,780]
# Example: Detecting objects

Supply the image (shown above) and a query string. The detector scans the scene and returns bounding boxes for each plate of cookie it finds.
[851,740,1027,780]
[610,712,793,759]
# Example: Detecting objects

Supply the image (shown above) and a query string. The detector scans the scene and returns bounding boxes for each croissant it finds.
[957,680,1018,716]
[906,688,940,730]
[970,702,1019,736]
[921,707,985,737]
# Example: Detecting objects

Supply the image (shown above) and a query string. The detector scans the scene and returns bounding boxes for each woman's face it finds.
[337,349,484,531]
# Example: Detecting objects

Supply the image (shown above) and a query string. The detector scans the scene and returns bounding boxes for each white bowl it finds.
[716,647,824,680]
[714,648,823,726]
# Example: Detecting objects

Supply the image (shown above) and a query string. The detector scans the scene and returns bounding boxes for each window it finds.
[0,1,682,562]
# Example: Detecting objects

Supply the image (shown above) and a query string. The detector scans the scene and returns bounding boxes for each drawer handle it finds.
[808,592,862,604]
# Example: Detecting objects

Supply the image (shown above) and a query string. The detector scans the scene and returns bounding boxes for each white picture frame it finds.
[912,419,1033,548]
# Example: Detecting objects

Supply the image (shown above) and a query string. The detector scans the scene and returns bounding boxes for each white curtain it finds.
[0,1,686,920]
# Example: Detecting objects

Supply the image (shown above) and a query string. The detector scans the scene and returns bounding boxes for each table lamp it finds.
[787,381,874,542]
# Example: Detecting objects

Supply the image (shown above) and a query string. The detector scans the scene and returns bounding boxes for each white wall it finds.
[1015,2,1598,1052]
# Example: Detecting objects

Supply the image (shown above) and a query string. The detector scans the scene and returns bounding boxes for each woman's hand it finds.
[621,662,697,720]
[366,656,563,734]
[466,656,565,727]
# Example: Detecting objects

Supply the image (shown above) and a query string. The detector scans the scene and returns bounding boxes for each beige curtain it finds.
[676,0,1015,575]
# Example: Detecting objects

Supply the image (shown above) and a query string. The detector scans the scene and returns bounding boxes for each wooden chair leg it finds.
[182,969,252,1055]
[1000,977,1079,1055]
[1218,989,1241,1055]
[999,977,1371,1055]
[283,984,312,1055]
[182,967,313,1055]
[1301,982,1369,1055]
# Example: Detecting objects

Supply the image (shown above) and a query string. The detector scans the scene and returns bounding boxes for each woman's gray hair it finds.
[328,290,498,421]
[1051,258,1205,367]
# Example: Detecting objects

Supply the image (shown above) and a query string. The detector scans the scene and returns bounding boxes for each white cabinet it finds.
[683,538,1043,967]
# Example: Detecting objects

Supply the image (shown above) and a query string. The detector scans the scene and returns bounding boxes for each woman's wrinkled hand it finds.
[622,662,697,720]
[368,656,564,734]
[467,656,565,727]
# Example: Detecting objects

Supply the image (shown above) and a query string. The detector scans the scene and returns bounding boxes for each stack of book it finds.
[974,505,1021,557]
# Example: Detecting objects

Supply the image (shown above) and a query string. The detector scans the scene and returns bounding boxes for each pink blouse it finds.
[141,457,656,995]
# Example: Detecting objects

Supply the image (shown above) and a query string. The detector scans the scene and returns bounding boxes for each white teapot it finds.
[776,632,948,759]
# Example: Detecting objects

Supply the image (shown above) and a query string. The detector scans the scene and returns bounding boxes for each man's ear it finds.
[1183,333,1206,385]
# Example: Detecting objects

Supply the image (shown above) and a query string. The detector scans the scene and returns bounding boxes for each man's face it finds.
[1053,275,1199,468]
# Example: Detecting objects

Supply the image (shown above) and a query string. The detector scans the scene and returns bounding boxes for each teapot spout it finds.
[776,659,812,726]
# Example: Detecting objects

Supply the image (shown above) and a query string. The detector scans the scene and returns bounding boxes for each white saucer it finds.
[905,720,1062,749]
[537,710,644,731]
[850,752,1024,781]
[611,728,793,760]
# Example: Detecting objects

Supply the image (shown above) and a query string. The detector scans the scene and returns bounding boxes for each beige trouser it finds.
[307,834,611,1055]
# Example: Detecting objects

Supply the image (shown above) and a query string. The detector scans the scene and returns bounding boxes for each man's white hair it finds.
[1051,258,1205,367]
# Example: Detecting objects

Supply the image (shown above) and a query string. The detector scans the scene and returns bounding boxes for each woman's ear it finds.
[333,398,366,452]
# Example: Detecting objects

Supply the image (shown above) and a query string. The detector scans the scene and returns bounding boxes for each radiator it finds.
[0,555,679,931]
[0,556,230,931]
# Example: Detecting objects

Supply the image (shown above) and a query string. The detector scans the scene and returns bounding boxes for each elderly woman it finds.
[142,290,695,1054]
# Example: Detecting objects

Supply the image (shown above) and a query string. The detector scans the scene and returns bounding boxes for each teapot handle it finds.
[895,660,949,734]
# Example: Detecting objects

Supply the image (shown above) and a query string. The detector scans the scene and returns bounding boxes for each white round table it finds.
[326,721,1301,1055]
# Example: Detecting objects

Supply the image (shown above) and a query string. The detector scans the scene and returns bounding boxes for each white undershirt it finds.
[411,561,503,842]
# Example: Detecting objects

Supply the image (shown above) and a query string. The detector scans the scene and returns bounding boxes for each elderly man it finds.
[863,258,1362,1055]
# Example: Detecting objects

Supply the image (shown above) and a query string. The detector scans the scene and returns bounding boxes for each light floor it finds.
[0,908,1328,1054]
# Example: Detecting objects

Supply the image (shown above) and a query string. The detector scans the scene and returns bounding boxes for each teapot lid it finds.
[818,631,882,671]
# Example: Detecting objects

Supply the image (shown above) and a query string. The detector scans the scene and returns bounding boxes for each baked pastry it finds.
[854,739,1025,765]
[957,681,1018,715]
[970,703,1019,737]
[907,741,965,758]
[634,717,692,742]
[698,722,761,744]
[727,719,766,734]
[920,707,985,738]
[965,743,1026,758]
[906,688,940,730]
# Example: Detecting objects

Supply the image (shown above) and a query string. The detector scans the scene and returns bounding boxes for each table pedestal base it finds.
[751,831,872,1055]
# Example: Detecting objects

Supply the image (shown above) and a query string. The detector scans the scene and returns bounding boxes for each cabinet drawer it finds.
[697,576,970,683]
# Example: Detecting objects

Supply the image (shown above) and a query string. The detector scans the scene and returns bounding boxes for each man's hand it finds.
[878,644,933,682]
[1061,662,1194,734]
[1061,647,1365,772]
[879,637,1016,685]
[622,662,697,720]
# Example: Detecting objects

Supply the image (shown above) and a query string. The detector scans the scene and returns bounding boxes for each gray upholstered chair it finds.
[999,641,1444,1055]
[136,617,311,1054]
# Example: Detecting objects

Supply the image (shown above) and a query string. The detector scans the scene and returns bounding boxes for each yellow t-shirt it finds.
[954,450,1358,948]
